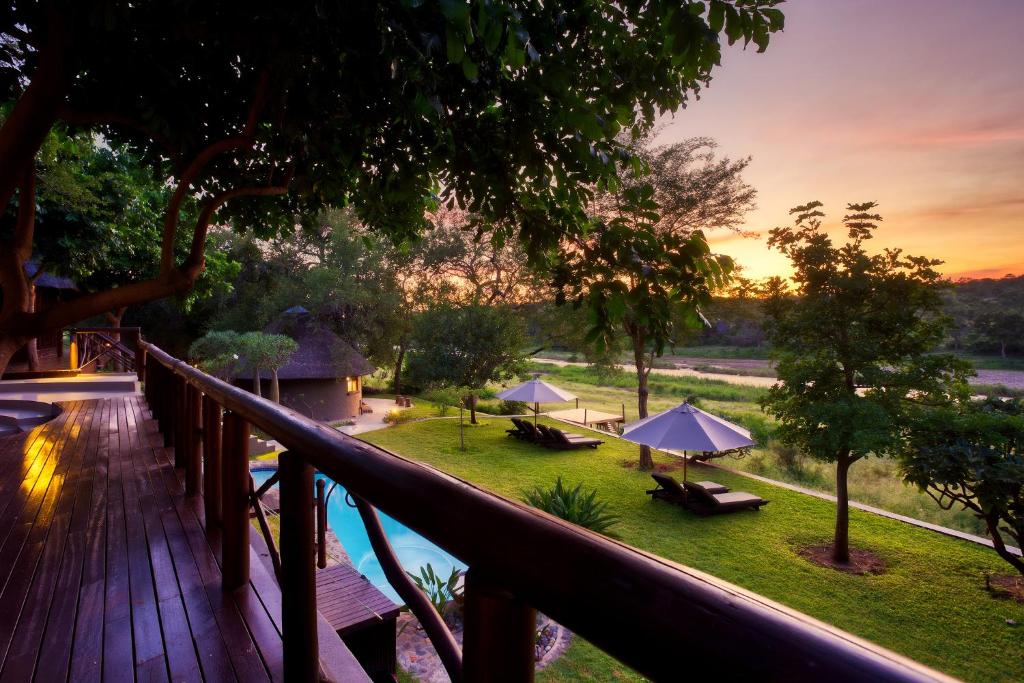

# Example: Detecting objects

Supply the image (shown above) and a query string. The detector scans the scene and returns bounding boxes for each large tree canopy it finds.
[0,1,784,372]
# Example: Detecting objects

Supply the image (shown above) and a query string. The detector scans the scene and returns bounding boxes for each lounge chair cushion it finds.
[691,480,729,495]
[712,492,764,506]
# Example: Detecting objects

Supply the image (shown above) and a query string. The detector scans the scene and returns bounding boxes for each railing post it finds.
[69,332,78,370]
[221,411,250,591]
[186,384,202,496]
[279,451,319,682]
[155,364,169,440]
[316,478,327,569]
[463,569,536,682]
[172,374,186,462]
[134,333,145,381]
[202,395,223,528]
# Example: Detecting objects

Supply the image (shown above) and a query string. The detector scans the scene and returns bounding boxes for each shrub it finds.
[476,399,529,415]
[382,409,415,425]
[407,564,463,619]
[424,388,463,416]
[522,477,620,537]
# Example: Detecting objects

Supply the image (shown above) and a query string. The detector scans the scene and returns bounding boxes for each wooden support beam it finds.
[202,395,223,528]
[463,569,536,683]
[221,410,250,591]
[316,478,327,570]
[185,384,202,495]
[279,451,319,682]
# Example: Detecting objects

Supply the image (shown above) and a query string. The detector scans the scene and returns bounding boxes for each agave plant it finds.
[522,477,620,537]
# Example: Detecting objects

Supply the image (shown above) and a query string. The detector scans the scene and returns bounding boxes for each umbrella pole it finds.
[683,451,687,483]
[534,402,539,425]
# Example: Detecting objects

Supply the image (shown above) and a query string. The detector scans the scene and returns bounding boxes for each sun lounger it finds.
[538,424,603,449]
[647,474,763,515]
[536,423,587,441]
[646,473,689,504]
[507,418,532,440]
[683,480,768,516]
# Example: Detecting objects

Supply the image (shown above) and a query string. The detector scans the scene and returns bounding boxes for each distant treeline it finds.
[529,274,1024,358]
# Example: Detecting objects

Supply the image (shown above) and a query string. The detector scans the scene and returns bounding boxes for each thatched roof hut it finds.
[236,307,375,421]
[257,306,374,380]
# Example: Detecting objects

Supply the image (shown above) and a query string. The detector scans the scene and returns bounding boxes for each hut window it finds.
[346,376,359,394]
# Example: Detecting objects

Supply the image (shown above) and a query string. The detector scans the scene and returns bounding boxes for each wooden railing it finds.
[69,326,143,374]
[138,340,952,683]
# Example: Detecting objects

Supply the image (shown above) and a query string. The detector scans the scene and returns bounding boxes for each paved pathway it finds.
[335,397,410,435]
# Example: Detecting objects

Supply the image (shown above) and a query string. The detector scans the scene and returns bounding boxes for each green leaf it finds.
[440,0,470,23]
[708,1,725,33]
[446,26,466,63]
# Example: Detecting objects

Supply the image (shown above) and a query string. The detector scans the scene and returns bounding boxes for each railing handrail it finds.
[69,326,142,333]
[139,340,952,683]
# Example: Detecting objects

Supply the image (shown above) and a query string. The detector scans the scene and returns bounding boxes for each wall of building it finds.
[237,378,361,422]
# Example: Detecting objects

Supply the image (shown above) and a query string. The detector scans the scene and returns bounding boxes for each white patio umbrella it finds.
[495,379,577,424]
[621,402,754,482]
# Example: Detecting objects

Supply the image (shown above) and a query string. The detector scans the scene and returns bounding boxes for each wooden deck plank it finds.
[69,398,112,682]
[103,396,137,683]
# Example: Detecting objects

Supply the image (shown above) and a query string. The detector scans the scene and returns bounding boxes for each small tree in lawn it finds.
[899,398,1024,576]
[554,184,732,470]
[261,334,299,404]
[762,201,972,564]
[405,305,525,424]
[237,332,298,402]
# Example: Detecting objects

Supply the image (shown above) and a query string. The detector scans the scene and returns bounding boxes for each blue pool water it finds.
[252,468,466,604]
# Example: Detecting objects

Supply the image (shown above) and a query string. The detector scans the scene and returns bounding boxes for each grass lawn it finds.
[361,417,1024,683]
[525,363,991,536]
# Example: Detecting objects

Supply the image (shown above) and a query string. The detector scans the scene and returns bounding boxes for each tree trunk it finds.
[833,455,852,564]
[0,338,26,379]
[270,369,281,404]
[1001,340,1007,359]
[0,15,69,215]
[986,511,1024,576]
[632,332,653,471]
[252,368,262,398]
[467,393,478,425]
[393,341,406,395]
[25,284,39,371]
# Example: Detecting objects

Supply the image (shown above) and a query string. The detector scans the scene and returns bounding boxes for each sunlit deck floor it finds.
[0,395,287,681]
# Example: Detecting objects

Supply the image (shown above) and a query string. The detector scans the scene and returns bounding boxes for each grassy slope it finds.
[527,363,990,535]
[362,418,1024,683]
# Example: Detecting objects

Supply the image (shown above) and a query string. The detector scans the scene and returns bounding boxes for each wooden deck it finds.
[0,395,292,682]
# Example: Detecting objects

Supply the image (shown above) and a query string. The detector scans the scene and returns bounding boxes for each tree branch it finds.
[159,70,273,274]
[33,268,195,334]
[0,8,68,215]
[185,174,292,271]
[13,171,36,261]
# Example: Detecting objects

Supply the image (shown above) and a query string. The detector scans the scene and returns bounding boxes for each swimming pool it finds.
[251,468,466,604]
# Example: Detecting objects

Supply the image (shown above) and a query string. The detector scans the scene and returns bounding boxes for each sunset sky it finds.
[659,0,1024,281]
